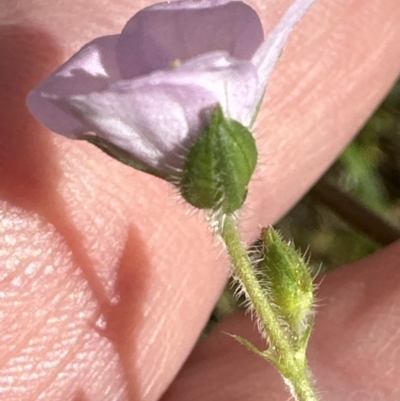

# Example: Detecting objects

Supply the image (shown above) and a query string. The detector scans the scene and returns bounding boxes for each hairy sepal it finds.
[180,105,257,214]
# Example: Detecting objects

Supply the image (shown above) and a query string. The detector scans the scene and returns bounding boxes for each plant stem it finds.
[219,213,319,401]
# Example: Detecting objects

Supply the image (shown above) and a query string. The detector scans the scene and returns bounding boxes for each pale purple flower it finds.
[27,0,317,173]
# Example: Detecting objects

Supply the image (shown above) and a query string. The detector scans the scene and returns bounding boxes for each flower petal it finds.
[26,35,121,137]
[251,0,317,105]
[149,51,259,126]
[50,51,258,171]
[56,84,214,172]
[117,0,264,79]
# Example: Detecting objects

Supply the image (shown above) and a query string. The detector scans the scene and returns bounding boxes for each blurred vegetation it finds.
[211,78,400,323]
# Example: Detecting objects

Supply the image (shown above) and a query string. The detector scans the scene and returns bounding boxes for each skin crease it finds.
[0,0,399,400]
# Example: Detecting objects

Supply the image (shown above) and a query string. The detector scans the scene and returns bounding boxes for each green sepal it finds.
[180,105,257,214]
[258,227,315,339]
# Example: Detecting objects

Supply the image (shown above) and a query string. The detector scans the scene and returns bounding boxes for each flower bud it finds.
[258,227,314,341]
[180,105,257,214]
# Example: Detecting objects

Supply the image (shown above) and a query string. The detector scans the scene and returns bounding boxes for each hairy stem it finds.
[218,214,319,401]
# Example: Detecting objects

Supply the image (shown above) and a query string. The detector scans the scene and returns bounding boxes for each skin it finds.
[1,0,400,399]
